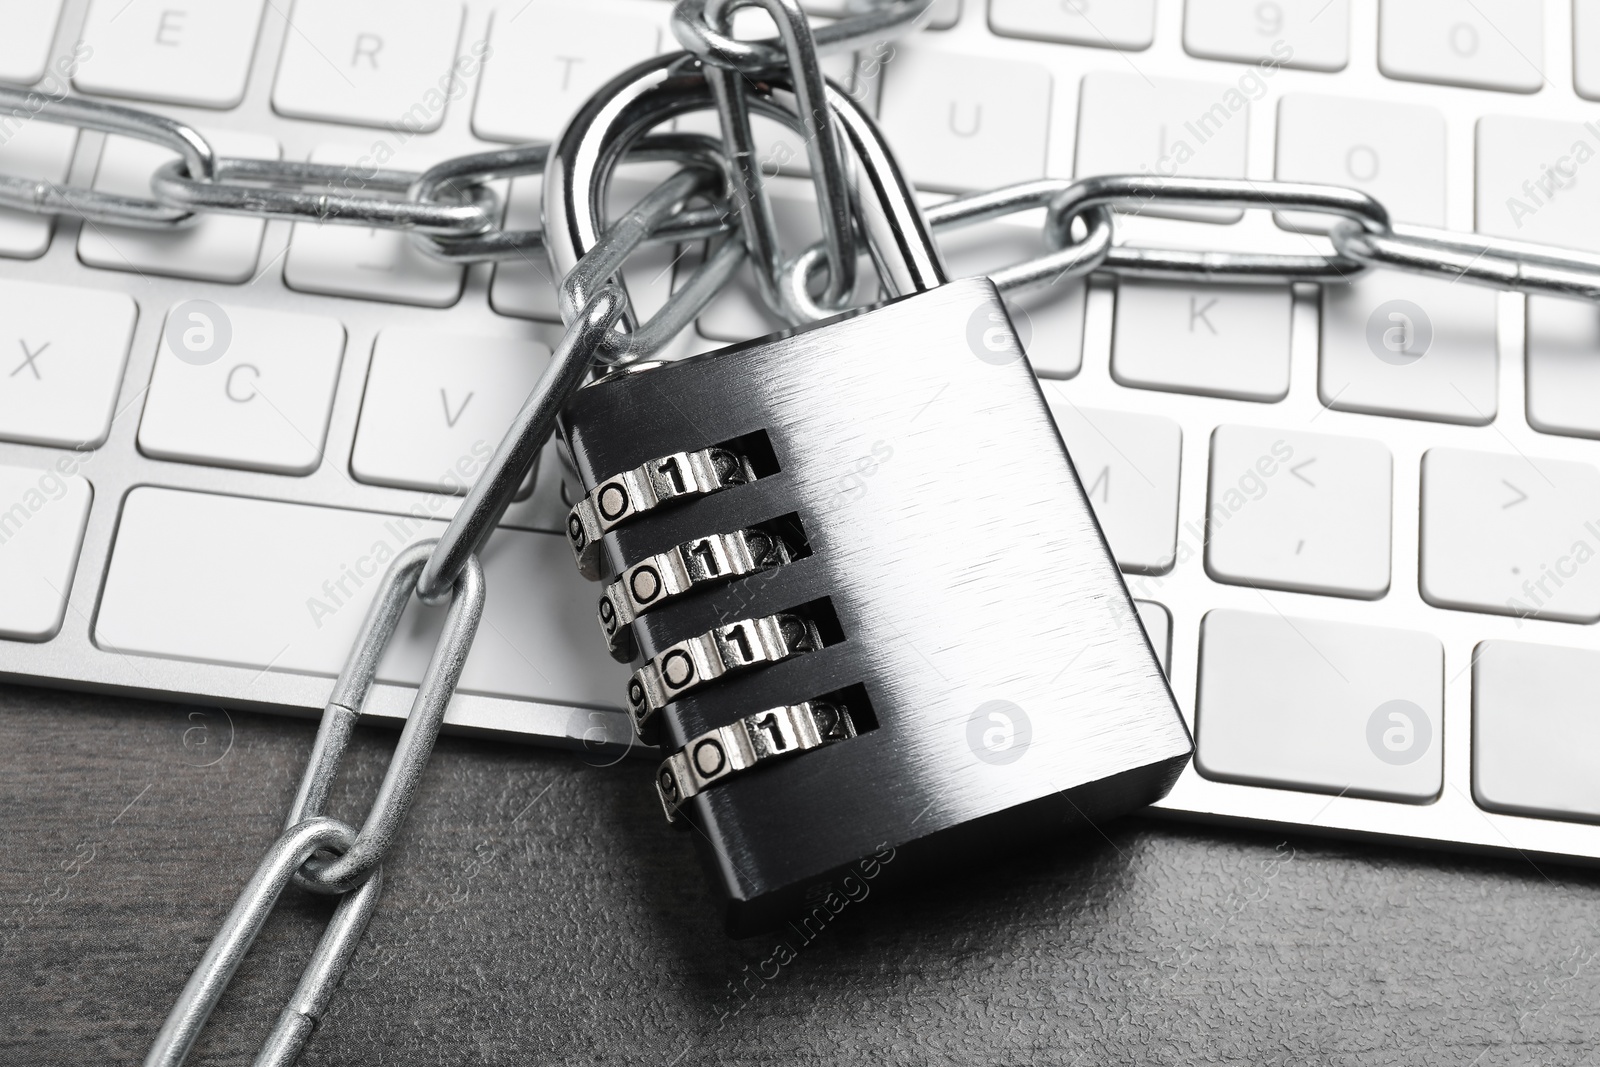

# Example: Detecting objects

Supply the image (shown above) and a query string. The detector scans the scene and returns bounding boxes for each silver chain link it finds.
[3,0,1575,1063]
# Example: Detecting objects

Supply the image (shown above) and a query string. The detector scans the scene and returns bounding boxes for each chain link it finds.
[149,156,501,235]
[0,87,214,227]
[687,0,861,317]
[145,817,383,1067]
[284,542,485,895]
[16,0,1582,1062]
[672,0,934,70]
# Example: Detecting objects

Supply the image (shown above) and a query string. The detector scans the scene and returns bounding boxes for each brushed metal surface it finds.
[563,277,1193,930]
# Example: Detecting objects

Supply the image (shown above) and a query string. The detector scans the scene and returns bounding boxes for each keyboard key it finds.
[1134,600,1170,674]
[0,0,65,85]
[1576,0,1600,100]
[990,0,1156,50]
[934,212,1086,378]
[1075,72,1249,223]
[1477,116,1600,251]
[272,0,467,130]
[1112,280,1291,401]
[78,129,279,283]
[1197,609,1443,802]
[1320,271,1497,425]
[283,144,465,307]
[352,329,547,494]
[877,48,1050,192]
[1184,0,1349,71]
[1275,94,1446,231]
[1474,640,1600,823]
[0,280,136,448]
[1207,425,1392,599]
[137,302,345,475]
[1526,296,1600,439]
[0,463,91,641]
[0,113,77,260]
[96,488,627,709]
[473,0,662,144]
[1421,448,1600,624]
[75,0,268,108]
[1041,396,1181,575]
[1378,0,1543,94]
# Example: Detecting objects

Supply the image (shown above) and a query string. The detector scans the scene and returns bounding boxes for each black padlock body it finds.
[561,278,1192,935]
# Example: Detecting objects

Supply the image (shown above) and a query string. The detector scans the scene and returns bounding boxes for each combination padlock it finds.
[548,55,1193,935]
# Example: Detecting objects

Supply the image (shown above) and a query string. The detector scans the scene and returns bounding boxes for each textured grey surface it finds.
[4,682,1600,1066]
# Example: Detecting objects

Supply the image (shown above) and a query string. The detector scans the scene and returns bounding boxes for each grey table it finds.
[4,682,1599,1065]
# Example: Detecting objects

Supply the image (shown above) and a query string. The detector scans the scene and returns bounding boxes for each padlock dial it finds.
[597,514,811,662]
[656,691,866,823]
[564,431,778,581]
[626,598,840,736]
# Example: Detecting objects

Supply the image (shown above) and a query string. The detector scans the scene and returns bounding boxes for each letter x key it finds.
[10,339,49,379]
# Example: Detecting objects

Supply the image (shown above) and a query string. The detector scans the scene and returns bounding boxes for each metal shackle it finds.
[542,51,948,334]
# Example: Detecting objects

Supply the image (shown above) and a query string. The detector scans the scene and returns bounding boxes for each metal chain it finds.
[140,76,752,1067]
[0,0,1574,1063]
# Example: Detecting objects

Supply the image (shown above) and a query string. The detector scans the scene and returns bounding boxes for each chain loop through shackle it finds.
[405,140,735,264]
[540,51,948,327]
[675,0,862,319]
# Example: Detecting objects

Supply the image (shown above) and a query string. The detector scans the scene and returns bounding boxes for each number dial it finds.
[565,446,756,580]
[626,611,824,734]
[597,527,795,661]
[656,699,858,822]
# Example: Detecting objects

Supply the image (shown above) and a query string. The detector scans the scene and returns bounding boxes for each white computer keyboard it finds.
[2,0,1599,865]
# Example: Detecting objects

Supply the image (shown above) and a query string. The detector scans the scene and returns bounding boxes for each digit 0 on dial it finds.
[597,518,806,660]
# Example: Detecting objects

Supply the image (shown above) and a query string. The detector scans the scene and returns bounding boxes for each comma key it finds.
[1206,425,1392,600]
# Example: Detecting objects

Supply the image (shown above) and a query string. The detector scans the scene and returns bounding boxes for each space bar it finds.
[95,487,626,710]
